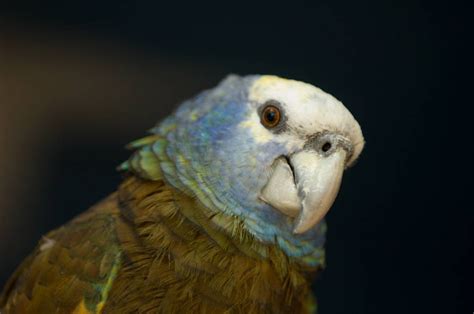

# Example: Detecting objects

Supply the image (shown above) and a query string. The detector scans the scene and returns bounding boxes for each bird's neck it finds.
[122,134,326,269]
[117,176,319,312]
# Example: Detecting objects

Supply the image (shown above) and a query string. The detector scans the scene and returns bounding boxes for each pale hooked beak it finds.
[260,134,349,234]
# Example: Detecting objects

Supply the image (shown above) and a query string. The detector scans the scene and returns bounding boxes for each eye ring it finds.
[260,102,282,128]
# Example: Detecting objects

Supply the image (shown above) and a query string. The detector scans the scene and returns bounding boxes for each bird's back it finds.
[1,176,318,313]
[0,193,122,313]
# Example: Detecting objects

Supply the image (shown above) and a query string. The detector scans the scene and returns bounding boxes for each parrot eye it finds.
[260,101,282,129]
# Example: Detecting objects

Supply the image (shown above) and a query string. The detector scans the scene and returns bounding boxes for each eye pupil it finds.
[266,111,276,122]
[322,142,332,152]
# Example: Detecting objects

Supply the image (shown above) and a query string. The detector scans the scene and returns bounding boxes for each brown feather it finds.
[1,176,321,313]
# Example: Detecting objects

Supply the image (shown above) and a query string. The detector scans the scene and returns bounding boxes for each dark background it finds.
[0,1,472,313]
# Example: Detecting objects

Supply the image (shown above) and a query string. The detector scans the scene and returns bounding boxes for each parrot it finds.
[0,74,364,313]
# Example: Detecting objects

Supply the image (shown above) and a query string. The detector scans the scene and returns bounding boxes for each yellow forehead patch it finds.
[249,75,323,105]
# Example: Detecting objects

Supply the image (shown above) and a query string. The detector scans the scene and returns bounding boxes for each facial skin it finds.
[246,76,364,233]
[155,74,364,263]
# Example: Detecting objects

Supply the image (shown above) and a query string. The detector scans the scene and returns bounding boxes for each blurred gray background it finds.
[0,2,472,313]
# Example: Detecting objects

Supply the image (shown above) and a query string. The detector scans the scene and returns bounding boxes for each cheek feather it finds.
[238,113,273,144]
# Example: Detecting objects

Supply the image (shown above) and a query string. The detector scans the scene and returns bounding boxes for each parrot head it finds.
[130,75,364,264]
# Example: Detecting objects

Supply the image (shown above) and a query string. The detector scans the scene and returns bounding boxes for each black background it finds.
[1,1,472,313]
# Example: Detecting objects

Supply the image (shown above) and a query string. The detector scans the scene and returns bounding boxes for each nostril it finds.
[322,142,332,152]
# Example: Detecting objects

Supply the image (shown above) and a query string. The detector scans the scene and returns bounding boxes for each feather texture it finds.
[1,176,320,313]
